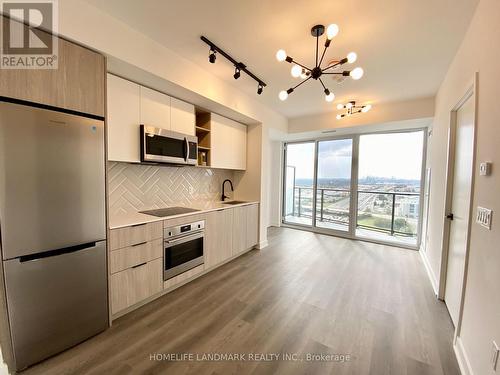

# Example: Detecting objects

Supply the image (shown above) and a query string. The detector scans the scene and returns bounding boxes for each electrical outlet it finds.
[476,207,493,229]
[492,341,499,371]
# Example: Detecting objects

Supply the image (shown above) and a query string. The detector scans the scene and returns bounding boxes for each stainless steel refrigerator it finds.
[0,101,108,371]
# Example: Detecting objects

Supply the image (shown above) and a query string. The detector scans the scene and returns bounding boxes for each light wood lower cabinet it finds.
[231,204,259,255]
[246,204,259,249]
[109,204,259,318]
[205,209,233,268]
[232,206,248,255]
[110,257,163,315]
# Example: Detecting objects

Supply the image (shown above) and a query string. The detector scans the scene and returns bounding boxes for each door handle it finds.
[446,213,454,220]
[165,231,204,245]
[184,137,189,162]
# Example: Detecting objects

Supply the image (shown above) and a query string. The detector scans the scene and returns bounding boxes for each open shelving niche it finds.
[195,110,211,167]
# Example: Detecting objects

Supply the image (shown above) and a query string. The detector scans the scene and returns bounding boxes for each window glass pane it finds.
[283,142,315,226]
[356,131,424,246]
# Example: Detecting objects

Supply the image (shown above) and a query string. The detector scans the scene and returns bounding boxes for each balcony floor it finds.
[283,215,417,247]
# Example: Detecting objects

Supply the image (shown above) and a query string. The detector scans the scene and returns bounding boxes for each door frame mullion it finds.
[311,140,319,228]
[349,135,360,238]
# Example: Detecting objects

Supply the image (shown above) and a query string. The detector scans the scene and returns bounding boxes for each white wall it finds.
[267,140,283,227]
[57,0,288,247]
[425,1,500,374]
[288,97,435,134]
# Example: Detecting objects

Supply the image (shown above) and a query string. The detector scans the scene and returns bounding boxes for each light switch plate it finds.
[492,341,499,371]
[476,207,493,229]
[480,162,492,176]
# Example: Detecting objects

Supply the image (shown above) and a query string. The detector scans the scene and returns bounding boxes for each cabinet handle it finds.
[131,223,147,228]
[132,262,147,269]
[131,241,147,247]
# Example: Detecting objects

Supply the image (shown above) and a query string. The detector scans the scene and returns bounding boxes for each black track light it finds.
[209,48,216,63]
[233,67,241,80]
[201,36,267,95]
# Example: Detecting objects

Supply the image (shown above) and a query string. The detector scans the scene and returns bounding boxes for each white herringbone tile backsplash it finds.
[108,162,235,216]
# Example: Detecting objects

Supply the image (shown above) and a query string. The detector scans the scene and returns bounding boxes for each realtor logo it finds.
[1,0,58,69]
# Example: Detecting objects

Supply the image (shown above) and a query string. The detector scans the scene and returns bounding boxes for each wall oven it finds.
[140,125,198,165]
[164,220,204,280]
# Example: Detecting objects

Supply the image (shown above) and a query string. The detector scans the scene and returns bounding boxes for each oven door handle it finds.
[165,231,204,246]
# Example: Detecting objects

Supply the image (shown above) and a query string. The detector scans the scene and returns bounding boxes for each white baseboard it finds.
[257,240,268,249]
[454,336,474,375]
[419,248,439,296]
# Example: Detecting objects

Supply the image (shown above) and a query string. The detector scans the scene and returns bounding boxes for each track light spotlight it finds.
[208,48,216,63]
[257,83,263,95]
[233,67,241,80]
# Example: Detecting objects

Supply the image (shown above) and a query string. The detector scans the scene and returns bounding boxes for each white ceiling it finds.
[84,0,478,118]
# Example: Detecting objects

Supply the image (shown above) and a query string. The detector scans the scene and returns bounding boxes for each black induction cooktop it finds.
[139,207,200,217]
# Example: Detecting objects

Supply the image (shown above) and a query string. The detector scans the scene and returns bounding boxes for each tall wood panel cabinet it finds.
[0,17,105,117]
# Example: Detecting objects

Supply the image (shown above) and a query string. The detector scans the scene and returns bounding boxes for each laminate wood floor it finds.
[23,227,460,375]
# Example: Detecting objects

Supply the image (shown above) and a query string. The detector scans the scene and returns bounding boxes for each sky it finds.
[286,131,424,181]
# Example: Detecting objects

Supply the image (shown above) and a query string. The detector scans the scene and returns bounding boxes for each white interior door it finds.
[444,94,474,326]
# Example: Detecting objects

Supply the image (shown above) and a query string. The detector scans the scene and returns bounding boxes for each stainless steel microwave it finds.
[140,125,198,165]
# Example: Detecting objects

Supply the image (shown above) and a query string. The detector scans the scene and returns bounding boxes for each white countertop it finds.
[109,201,259,229]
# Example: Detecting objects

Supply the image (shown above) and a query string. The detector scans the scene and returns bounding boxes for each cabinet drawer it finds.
[110,238,163,274]
[109,221,163,250]
[110,258,163,315]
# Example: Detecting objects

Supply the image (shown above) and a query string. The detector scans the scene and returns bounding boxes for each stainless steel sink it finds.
[221,200,248,205]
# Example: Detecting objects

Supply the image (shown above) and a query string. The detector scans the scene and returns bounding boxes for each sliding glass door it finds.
[315,139,353,232]
[282,129,426,248]
[283,138,355,235]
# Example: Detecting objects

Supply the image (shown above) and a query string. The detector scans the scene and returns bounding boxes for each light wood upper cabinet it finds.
[210,113,247,170]
[205,209,234,268]
[0,22,105,117]
[107,74,141,163]
[140,86,171,129]
[171,97,195,136]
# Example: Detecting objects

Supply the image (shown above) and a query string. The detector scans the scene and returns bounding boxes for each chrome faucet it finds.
[221,179,234,201]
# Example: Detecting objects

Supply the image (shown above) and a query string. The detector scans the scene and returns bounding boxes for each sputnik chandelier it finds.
[276,24,364,102]
[336,101,372,119]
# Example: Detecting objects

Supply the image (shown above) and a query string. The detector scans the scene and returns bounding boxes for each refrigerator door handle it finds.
[19,242,98,262]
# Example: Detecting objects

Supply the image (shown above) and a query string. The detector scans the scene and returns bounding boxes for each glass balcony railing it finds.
[286,186,420,241]
[356,191,420,238]
[287,186,350,229]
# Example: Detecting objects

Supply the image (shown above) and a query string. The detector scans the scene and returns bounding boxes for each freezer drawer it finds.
[3,241,108,371]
